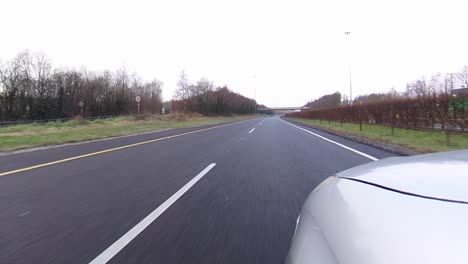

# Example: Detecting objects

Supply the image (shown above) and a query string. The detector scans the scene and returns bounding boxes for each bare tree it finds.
[0,56,22,119]
[32,52,52,99]
[145,79,163,113]
[175,71,191,100]
[458,65,468,88]
[405,78,431,97]
[195,77,213,95]
[174,71,191,112]
[428,73,445,94]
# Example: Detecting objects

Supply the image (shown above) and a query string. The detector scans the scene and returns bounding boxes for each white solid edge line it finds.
[280,119,379,161]
[89,163,217,264]
[248,128,255,134]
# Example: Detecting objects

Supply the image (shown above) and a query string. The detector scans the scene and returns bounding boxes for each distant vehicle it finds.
[286,150,468,264]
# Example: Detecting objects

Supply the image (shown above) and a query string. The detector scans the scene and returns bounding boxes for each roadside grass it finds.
[0,114,257,152]
[286,118,468,153]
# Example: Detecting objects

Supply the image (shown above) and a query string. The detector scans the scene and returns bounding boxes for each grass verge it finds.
[285,117,468,153]
[0,114,257,152]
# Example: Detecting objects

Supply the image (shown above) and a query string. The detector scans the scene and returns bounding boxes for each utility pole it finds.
[344,32,352,103]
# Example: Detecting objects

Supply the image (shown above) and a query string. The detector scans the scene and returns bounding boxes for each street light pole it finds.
[349,63,352,103]
[255,87,257,114]
[344,31,352,103]
[253,76,257,114]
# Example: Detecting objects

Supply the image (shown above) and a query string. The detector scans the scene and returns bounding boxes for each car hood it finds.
[336,150,468,203]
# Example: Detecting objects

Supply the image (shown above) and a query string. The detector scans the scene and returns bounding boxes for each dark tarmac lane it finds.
[0,116,396,264]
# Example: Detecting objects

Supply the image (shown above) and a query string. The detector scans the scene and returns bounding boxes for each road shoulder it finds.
[282,117,419,156]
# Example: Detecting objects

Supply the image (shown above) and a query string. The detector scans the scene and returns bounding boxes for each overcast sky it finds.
[1,0,468,107]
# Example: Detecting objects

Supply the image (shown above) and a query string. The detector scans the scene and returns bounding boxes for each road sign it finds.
[135,96,141,115]
[79,101,84,107]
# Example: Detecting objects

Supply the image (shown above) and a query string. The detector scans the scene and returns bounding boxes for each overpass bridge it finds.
[257,107,310,114]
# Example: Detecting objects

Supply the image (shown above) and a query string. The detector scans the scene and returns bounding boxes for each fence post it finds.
[359,109,363,131]
[445,131,451,146]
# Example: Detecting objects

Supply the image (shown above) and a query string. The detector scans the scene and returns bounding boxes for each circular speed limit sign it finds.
[135,96,141,103]
[79,101,84,107]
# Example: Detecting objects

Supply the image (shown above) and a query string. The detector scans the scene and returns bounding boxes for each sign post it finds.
[135,96,141,115]
[79,101,84,117]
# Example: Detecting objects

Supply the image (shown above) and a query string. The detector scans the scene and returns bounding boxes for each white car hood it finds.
[287,151,468,264]
[336,150,468,203]
[295,176,468,264]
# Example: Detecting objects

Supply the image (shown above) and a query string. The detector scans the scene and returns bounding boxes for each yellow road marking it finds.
[0,119,253,177]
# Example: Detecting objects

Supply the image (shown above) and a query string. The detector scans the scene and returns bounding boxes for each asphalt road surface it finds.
[0,116,397,264]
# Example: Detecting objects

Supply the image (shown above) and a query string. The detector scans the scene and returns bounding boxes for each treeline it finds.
[304,65,468,108]
[305,90,400,109]
[0,50,163,121]
[292,65,468,132]
[171,71,257,115]
[289,94,468,131]
[303,92,342,109]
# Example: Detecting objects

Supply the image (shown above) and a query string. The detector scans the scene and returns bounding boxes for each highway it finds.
[0,116,396,264]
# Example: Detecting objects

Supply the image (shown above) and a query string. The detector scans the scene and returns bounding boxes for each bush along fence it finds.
[285,94,468,145]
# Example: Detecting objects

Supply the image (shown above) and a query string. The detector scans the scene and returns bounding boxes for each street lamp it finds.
[344,31,352,104]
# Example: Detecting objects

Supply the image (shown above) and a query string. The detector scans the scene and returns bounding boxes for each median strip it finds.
[0,120,251,177]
